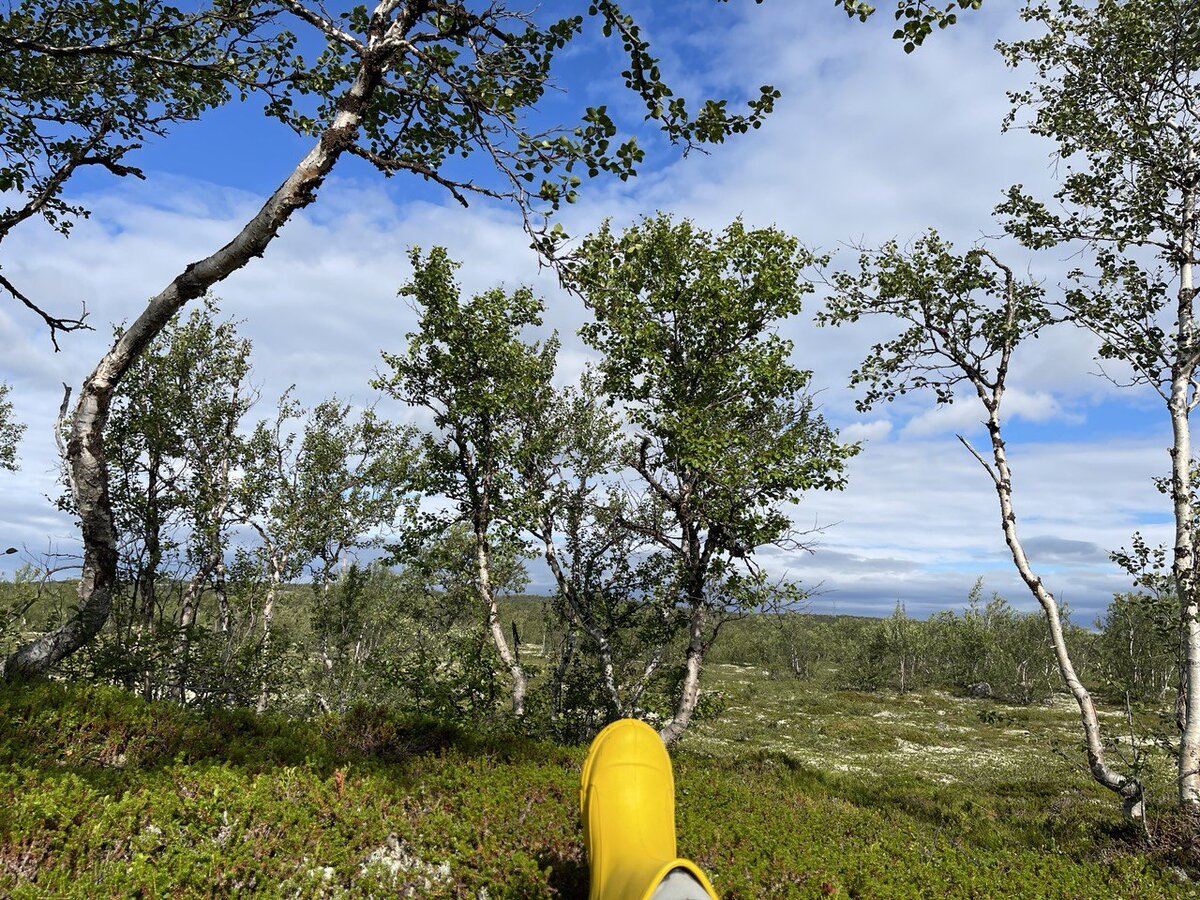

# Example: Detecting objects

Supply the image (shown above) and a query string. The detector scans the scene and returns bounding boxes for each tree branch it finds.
[278,0,365,54]
[0,271,91,351]
[956,433,1000,485]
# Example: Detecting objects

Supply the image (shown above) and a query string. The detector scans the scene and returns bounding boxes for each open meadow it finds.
[2,649,1195,899]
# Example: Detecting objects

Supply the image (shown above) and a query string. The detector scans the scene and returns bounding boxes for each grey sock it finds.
[650,868,710,900]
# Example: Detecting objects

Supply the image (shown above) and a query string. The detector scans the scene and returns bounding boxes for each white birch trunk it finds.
[969,410,1144,818]
[256,550,286,714]
[1,34,394,679]
[214,559,230,635]
[476,535,526,717]
[1173,196,1200,804]
[660,601,706,747]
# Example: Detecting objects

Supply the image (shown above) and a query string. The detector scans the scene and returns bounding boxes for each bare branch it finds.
[346,143,507,207]
[956,433,999,485]
[0,271,91,351]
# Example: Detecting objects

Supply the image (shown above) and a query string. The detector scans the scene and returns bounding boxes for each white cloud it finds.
[1004,387,1085,425]
[840,419,892,443]
[900,387,1083,438]
[785,436,1169,622]
[901,402,989,438]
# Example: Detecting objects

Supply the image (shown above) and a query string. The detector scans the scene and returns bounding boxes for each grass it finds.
[3,664,1198,898]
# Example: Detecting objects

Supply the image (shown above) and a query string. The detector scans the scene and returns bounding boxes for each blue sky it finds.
[0,1,1177,625]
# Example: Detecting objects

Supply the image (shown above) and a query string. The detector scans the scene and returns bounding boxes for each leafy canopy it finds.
[374,247,558,537]
[0,383,23,472]
[0,0,986,342]
[573,214,856,555]
[0,0,287,235]
[996,0,1200,394]
[105,300,256,552]
[819,231,1053,412]
[241,390,418,580]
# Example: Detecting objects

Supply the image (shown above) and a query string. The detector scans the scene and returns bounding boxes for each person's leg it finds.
[580,719,719,900]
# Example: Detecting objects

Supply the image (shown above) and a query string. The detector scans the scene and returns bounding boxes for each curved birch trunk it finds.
[1,56,386,680]
[962,412,1144,818]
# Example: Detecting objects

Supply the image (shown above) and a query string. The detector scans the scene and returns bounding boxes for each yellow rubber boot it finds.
[580,719,719,900]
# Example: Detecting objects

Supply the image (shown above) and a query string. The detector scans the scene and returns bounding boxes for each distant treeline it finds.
[707,584,1177,708]
[3,564,1175,742]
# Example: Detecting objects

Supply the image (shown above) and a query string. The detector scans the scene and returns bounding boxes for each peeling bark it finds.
[659,488,717,747]
[660,600,705,747]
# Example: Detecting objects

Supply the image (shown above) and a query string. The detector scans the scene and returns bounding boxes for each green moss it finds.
[1,678,1195,898]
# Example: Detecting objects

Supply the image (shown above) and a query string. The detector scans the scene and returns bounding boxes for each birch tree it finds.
[520,373,680,731]
[0,0,978,347]
[385,523,530,720]
[822,231,1145,817]
[1,0,789,681]
[241,391,416,712]
[375,247,556,718]
[2,0,989,679]
[0,0,287,346]
[0,383,24,472]
[927,581,1058,704]
[573,215,856,746]
[174,352,256,700]
[1099,592,1180,707]
[995,0,1200,807]
[98,300,255,699]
